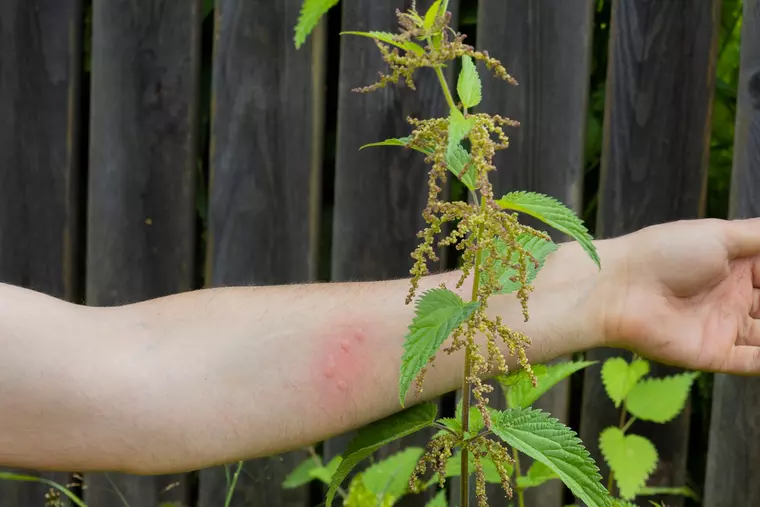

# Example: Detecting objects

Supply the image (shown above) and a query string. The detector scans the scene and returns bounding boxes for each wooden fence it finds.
[0,0,758,505]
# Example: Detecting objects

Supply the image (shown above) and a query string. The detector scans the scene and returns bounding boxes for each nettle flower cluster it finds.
[296,2,607,507]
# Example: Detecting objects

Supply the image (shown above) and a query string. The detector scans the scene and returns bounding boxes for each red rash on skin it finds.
[310,319,373,415]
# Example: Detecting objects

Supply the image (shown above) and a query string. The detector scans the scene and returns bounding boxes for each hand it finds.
[600,217,760,374]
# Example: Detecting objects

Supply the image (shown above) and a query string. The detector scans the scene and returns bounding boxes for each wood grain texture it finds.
[84,0,201,505]
[197,0,326,505]
[703,1,760,505]
[325,1,458,505]
[449,2,595,506]
[581,0,720,505]
[0,0,83,505]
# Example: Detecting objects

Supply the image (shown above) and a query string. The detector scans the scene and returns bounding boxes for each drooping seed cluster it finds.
[352,5,518,95]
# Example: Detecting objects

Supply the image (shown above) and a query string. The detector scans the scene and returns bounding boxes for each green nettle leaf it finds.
[360,137,413,150]
[362,447,425,498]
[310,456,342,484]
[340,31,425,55]
[599,427,658,500]
[503,360,596,409]
[426,490,448,507]
[637,486,700,500]
[447,108,476,157]
[445,143,477,191]
[516,460,559,490]
[282,457,319,488]
[399,288,480,406]
[484,233,559,296]
[625,372,699,423]
[294,0,341,49]
[345,472,396,507]
[423,0,443,29]
[325,402,438,507]
[601,357,650,408]
[457,55,482,109]
[496,191,600,268]
[454,397,495,436]
[491,408,612,507]
[437,417,462,433]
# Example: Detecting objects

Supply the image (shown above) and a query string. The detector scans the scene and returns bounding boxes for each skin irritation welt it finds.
[316,323,371,407]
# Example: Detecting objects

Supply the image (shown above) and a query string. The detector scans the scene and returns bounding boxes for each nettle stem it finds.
[460,196,487,507]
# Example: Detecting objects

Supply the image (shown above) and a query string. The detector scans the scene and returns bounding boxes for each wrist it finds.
[490,237,625,362]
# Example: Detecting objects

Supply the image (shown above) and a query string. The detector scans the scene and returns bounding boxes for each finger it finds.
[751,289,760,319]
[719,346,760,375]
[740,317,760,346]
[725,218,760,258]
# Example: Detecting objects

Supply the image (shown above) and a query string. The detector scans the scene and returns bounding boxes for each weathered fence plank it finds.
[84,0,201,505]
[326,1,458,505]
[580,0,720,505]
[0,0,83,505]
[703,1,760,505]
[467,1,596,506]
[197,0,326,505]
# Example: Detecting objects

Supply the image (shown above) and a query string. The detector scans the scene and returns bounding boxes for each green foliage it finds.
[423,0,444,29]
[294,0,340,49]
[362,447,425,499]
[491,408,612,507]
[625,372,699,424]
[599,427,658,500]
[344,472,396,507]
[500,360,595,409]
[399,288,480,406]
[637,486,700,501]
[496,191,600,268]
[426,490,448,507]
[341,31,425,55]
[282,457,320,489]
[454,397,489,436]
[360,137,415,150]
[447,108,476,160]
[601,357,650,408]
[311,456,343,485]
[485,234,559,296]
[457,55,482,109]
[326,402,438,507]
[446,144,478,191]
[0,472,87,507]
[444,449,510,484]
[516,460,559,490]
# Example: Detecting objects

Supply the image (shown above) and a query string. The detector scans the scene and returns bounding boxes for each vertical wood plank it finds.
[0,0,83,505]
[84,0,201,505]
[449,2,595,506]
[326,1,458,505]
[580,1,720,505]
[197,0,325,506]
[703,1,760,505]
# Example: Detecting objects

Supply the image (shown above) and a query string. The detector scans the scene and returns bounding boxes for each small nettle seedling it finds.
[598,356,700,504]
[295,1,611,507]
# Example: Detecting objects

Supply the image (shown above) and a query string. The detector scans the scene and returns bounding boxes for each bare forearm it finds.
[0,240,612,474]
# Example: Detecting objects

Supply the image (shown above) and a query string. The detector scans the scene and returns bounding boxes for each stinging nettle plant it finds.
[295,1,612,506]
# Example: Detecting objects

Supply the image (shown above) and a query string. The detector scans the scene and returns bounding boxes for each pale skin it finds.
[1,218,760,476]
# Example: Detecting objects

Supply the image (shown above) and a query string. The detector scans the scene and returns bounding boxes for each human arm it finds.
[2,217,760,475]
